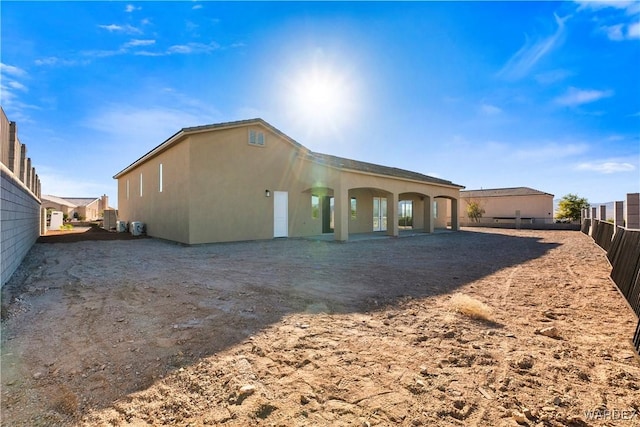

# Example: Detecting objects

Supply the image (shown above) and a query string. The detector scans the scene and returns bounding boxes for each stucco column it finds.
[627,193,639,229]
[614,201,624,231]
[333,183,349,242]
[387,192,399,237]
[599,205,607,222]
[423,196,433,233]
[450,198,459,231]
[19,144,26,183]
[590,207,597,235]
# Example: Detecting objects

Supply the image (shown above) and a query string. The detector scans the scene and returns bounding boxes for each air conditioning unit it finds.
[130,221,145,236]
[116,221,128,233]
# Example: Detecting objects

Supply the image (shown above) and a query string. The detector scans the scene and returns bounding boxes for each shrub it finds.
[449,293,494,321]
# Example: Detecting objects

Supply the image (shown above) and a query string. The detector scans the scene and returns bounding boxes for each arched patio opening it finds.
[398,192,432,232]
[434,195,459,231]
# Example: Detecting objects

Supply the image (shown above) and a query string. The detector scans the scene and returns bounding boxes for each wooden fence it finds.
[582,219,640,354]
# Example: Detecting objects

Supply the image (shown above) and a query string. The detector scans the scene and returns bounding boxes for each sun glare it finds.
[287,63,356,134]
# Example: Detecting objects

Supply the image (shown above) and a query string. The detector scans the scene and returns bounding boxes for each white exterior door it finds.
[373,197,387,231]
[274,191,288,237]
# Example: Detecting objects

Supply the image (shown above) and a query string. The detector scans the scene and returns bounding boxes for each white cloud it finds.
[627,21,640,38]
[39,166,113,197]
[534,69,573,85]
[82,49,125,58]
[514,143,589,160]
[34,56,85,67]
[167,42,220,54]
[577,1,640,41]
[554,87,614,106]
[479,103,502,115]
[0,63,35,121]
[83,103,221,156]
[134,50,165,57]
[0,63,26,77]
[603,23,625,40]
[576,161,635,174]
[7,81,27,91]
[125,4,141,13]
[193,4,203,10]
[575,0,640,14]
[122,39,156,48]
[600,22,640,40]
[98,24,142,34]
[498,13,569,80]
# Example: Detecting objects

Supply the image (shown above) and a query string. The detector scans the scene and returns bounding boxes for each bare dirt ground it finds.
[1,228,639,426]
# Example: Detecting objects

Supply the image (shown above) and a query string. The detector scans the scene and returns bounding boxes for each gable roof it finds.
[41,194,77,208]
[460,187,554,198]
[304,152,461,187]
[62,197,100,207]
[113,118,463,188]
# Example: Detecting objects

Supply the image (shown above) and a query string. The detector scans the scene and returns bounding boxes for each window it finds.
[311,195,319,219]
[351,197,357,219]
[249,129,265,146]
[126,179,130,200]
[140,173,143,197]
[159,163,163,193]
[433,201,438,218]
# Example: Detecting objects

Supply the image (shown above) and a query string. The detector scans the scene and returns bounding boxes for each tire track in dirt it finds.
[466,264,521,426]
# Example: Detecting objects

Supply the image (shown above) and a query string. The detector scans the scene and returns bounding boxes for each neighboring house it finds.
[41,194,77,217]
[113,118,464,244]
[41,194,109,221]
[459,187,554,225]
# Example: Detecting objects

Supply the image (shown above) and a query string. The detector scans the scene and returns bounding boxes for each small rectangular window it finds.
[351,197,357,219]
[140,173,143,197]
[433,201,438,218]
[311,195,319,219]
[249,129,265,146]
[126,179,130,200]
[159,163,163,193]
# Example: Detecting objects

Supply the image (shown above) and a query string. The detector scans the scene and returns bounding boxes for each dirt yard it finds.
[1,228,639,426]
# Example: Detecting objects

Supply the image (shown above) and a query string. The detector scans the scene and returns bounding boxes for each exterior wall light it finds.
[265,189,270,197]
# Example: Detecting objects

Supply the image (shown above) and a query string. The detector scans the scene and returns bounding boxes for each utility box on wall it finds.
[49,210,63,230]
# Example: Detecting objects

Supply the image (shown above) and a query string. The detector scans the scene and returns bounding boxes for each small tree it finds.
[466,201,485,223]
[556,193,589,222]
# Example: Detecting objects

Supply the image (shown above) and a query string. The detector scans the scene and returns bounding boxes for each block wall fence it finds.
[580,193,640,355]
[1,107,42,288]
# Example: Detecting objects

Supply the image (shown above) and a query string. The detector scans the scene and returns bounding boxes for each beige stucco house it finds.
[459,187,554,225]
[41,194,109,221]
[114,119,464,244]
[41,195,76,217]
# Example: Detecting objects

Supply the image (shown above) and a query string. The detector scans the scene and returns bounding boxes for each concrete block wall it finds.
[1,164,41,286]
[1,108,42,288]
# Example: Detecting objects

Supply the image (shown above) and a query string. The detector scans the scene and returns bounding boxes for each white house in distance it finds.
[459,187,554,226]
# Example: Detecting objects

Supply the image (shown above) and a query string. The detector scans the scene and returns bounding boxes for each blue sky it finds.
[1,1,638,208]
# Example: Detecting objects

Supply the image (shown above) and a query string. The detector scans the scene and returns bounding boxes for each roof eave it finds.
[113,118,305,179]
[113,129,186,179]
[307,158,464,189]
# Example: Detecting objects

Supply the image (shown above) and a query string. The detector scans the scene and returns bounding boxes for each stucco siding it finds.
[188,126,311,244]
[117,138,190,243]
[461,194,553,224]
